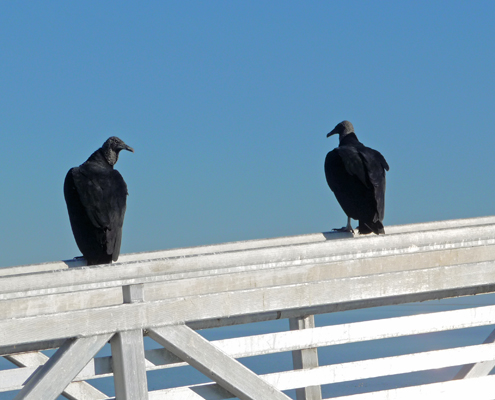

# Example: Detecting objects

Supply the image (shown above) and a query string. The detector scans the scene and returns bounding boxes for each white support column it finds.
[6,351,107,400]
[148,324,292,400]
[455,328,495,379]
[111,284,148,400]
[14,334,111,400]
[289,316,322,400]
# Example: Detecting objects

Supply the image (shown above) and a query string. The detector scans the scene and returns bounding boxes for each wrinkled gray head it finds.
[326,120,355,141]
[102,136,134,166]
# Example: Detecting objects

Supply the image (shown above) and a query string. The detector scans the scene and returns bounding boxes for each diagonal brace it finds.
[14,334,112,400]
[149,325,291,400]
[6,351,107,400]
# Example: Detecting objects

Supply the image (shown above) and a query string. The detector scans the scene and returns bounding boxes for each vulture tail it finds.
[358,220,385,235]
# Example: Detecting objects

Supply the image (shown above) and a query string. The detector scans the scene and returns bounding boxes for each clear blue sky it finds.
[1,1,494,268]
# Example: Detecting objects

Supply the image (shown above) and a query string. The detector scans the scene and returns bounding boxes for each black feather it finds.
[325,123,388,235]
[64,137,133,265]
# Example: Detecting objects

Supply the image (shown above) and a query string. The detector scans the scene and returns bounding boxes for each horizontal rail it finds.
[264,343,495,390]
[3,242,495,320]
[1,216,494,283]
[328,375,495,400]
[142,376,495,400]
[3,260,495,347]
[1,219,495,302]
[3,215,495,278]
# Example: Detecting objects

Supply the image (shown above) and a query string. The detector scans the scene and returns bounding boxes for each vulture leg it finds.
[333,216,354,233]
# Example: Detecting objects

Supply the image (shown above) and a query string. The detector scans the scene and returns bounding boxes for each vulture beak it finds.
[327,129,337,138]
[123,144,134,153]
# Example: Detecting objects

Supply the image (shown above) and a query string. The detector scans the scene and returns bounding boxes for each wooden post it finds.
[289,316,322,400]
[111,284,148,400]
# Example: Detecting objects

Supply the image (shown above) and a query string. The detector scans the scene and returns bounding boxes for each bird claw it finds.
[332,227,355,233]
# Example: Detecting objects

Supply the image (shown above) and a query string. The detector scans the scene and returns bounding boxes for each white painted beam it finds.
[3,242,495,321]
[111,284,148,400]
[0,366,36,393]
[148,325,291,400]
[5,216,495,276]
[14,334,111,400]
[0,287,122,319]
[2,221,495,301]
[326,374,495,400]
[2,260,495,347]
[454,327,495,379]
[262,342,495,390]
[289,316,322,400]
[4,215,495,276]
[0,339,66,356]
[5,351,107,400]
[111,331,148,400]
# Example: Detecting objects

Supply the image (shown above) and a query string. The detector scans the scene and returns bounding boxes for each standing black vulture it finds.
[324,121,389,235]
[64,137,134,265]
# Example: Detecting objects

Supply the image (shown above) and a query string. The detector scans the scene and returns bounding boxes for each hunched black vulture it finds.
[64,137,134,265]
[324,121,389,235]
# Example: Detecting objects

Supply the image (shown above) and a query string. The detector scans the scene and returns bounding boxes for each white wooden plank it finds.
[326,374,495,400]
[3,241,494,307]
[3,237,495,323]
[5,215,494,276]
[110,283,148,399]
[148,325,291,400]
[0,287,122,319]
[4,242,495,321]
[0,339,66,356]
[14,334,111,400]
[2,221,495,300]
[454,326,495,379]
[0,366,37,392]
[128,382,234,400]
[5,352,48,367]
[125,215,495,266]
[262,343,495,390]
[1,354,116,392]
[289,316,322,400]
[214,304,495,358]
[5,352,107,400]
[141,243,495,303]
[111,330,149,400]
[2,260,495,347]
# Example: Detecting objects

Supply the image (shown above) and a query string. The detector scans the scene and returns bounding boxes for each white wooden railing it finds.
[2,216,495,399]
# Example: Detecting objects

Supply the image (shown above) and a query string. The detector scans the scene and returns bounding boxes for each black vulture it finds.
[64,137,134,265]
[324,121,389,235]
